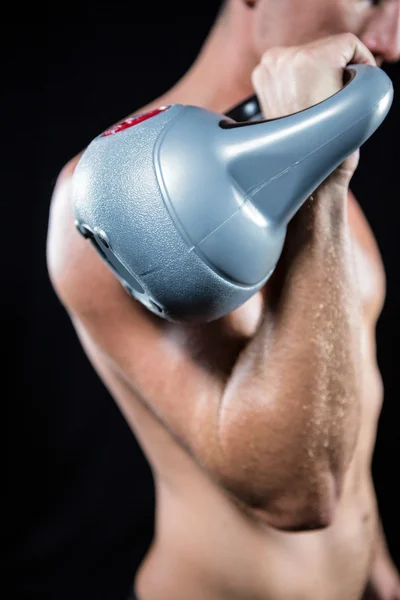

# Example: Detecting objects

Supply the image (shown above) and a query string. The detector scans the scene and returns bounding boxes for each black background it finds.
[4,5,400,600]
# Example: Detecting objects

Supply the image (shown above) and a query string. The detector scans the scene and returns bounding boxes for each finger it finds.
[306,33,376,67]
[336,32,377,67]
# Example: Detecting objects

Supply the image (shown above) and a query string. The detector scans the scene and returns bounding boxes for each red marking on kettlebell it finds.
[101,106,170,137]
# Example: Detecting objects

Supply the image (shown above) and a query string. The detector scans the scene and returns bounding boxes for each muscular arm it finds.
[47,34,373,532]
[210,178,362,529]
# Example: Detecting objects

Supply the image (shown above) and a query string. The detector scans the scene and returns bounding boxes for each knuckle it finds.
[339,32,358,47]
[260,46,284,66]
[293,46,313,66]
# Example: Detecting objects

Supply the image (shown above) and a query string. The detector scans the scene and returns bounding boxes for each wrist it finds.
[327,150,360,187]
[289,177,350,237]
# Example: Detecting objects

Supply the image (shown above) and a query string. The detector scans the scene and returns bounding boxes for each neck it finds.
[161,5,259,114]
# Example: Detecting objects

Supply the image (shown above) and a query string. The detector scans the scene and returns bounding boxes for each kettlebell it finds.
[72,64,393,322]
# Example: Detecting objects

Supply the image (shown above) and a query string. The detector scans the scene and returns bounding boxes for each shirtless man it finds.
[46,1,400,599]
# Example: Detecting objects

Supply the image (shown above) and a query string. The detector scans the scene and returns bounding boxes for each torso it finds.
[80,192,386,600]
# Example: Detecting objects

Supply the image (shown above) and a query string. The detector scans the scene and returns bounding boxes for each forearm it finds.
[213,177,363,528]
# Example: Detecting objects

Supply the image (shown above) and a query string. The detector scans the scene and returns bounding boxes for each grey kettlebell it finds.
[72,65,393,322]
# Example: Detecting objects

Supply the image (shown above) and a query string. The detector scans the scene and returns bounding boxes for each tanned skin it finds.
[47,2,400,599]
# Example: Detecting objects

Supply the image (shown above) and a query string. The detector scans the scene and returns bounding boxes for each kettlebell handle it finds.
[225,65,385,124]
[225,94,262,122]
[218,64,393,225]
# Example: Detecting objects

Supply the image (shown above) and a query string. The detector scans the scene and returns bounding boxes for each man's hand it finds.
[252,33,376,177]
[47,33,374,531]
